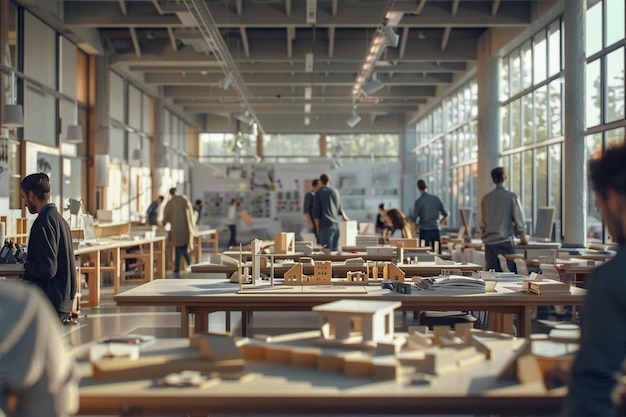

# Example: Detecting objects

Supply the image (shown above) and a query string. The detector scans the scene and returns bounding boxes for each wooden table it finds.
[75,236,166,307]
[191,261,483,279]
[115,278,586,338]
[167,228,219,271]
[0,263,25,280]
[222,250,403,263]
[76,337,569,416]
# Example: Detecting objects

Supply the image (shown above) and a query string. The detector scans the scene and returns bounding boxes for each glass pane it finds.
[522,94,533,145]
[533,30,547,84]
[501,103,511,150]
[511,99,522,148]
[535,146,548,208]
[510,153,522,198]
[586,59,602,128]
[548,20,562,77]
[586,2,603,57]
[522,149,533,221]
[535,85,548,142]
[607,126,625,148]
[549,79,563,138]
[501,56,510,100]
[605,47,625,123]
[521,41,533,90]
[510,50,522,96]
[548,143,561,223]
[606,0,625,47]
[585,133,602,242]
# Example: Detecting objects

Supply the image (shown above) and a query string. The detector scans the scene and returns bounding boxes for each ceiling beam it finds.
[129,27,141,57]
[240,27,250,58]
[441,27,451,52]
[167,27,178,52]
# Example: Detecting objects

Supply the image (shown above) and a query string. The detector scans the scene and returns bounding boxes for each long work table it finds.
[76,336,568,416]
[114,278,586,338]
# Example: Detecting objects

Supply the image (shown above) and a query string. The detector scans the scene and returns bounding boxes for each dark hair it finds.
[312,179,319,187]
[491,167,505,184]
[378,203,386,210]
[157,195,164,201]
[169,187,177,195]
[195,199,202,205]
[320,173,330,185]
[386,208,414,238]
[589,143,626,199]
[21,172,50,201]
[417,179,427,191]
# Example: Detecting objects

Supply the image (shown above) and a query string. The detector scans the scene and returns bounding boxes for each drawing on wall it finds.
[251,165,274,190]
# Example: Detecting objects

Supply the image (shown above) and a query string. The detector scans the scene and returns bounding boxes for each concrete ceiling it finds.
[53,0,545,133]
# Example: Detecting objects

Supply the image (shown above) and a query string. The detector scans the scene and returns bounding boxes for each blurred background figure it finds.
[384,208,414,239]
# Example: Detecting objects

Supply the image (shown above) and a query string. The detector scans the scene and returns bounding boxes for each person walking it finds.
[480,167,527,271]
[413,179,448,253]
[20,172,77,324]
[193,199,204,225]
[146,195,164,226]
[303,179,320,240]
[227,198,240,248]
[162,187,196,277]
[313,173,349,252]
[561,144,626,416]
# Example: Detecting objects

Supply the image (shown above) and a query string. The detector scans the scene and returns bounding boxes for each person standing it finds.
[0,279,79,417]
[375,203,390,235]
[561,144,626,416]
[480,167,527,271]
[193,199,204,225]
[303,179,320,239]
[227,198,240,248]
[20,172,77,324]
[146,195,164,226]
[313,173,349,252]
[413,179,448,253]
[162,187,196,277]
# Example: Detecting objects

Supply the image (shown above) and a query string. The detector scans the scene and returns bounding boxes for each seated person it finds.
[0,280,79,417]
[375,203,391,235]
[384,208,414,239]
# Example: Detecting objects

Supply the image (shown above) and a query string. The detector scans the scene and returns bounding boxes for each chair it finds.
[497,254,511,272]
[514,258,529,275]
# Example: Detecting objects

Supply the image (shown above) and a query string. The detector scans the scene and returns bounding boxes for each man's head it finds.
[195,199,203,207]
[417,179,427,192]
[491,167,506,185]
[157,195,164,203]
[21,172,51,214]
[589,144,626,244]
[312,179,319,190]
[320,173,330,186]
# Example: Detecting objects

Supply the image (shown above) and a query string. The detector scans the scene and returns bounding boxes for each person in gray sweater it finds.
[20,172,77,323]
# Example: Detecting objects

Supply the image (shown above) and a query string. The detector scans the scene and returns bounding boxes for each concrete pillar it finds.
[563,0,586,247]
[476,31,501,225]
[152,99,166,196]
[402,124,418,217]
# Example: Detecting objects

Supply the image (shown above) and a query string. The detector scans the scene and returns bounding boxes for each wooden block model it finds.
[190,332,242,360]
[386,263,406,282]
[290,348,321,368]
[284,263,304,284]
[371,356,400,380]
[312,261,332,284]
[274,232,296,254]
[265,345,293,364]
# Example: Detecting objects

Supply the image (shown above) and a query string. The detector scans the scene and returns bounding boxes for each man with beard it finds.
[20,172,77,324]
[562,143,626,416]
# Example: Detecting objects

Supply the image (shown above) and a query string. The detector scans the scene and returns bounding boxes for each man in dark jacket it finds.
[20,172,76,324]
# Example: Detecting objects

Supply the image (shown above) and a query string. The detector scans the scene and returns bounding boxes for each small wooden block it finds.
[239,344,268,361]
[343,356,373,378]
[265,345,293,364]
[190,332,241,360]
[371,356,399,380]
[317,352,348,373]
[516,354,544,385]
[290,348,321,368]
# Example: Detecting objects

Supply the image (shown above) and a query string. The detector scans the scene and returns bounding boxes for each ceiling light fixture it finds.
[383,25,399,48]
[346,107,362,128]
[219,72,233,90]
[361,73,384,96]
[1,71,24,129]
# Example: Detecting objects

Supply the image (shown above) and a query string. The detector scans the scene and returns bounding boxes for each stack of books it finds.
[414,275,485,294]
[527,279,571,295]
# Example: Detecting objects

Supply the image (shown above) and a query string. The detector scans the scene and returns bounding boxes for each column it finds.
[562,0,586,248]
[476,31,501,225]
[152,98,166,196]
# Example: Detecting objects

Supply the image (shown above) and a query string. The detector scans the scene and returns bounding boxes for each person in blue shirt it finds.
[413,179,448,253]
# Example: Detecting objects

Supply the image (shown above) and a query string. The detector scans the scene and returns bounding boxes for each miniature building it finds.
[312,261,332,284]
[284,263,304,284]
[347,270,368,284]
[313,299,402,348]
[386,263,405,282]
[274,232,296,254]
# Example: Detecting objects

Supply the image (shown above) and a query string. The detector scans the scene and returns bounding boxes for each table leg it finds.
[194,313,208,334]
[519,306,534,338]
[181,305,190,337]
